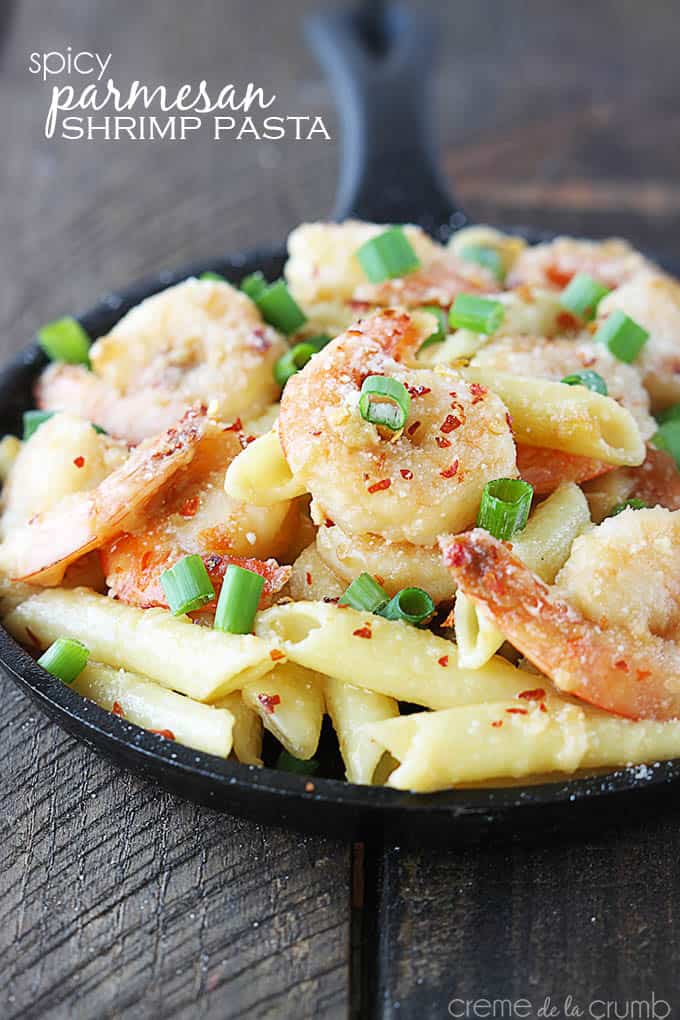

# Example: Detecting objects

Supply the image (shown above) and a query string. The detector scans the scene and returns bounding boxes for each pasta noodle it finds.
[255,601,529,708]
[324,676,399,784]
[224,428,306,506]
[4,587,277,702]
[73,660,234,757]
[215,691,264,766]
[461,367,645,466]
[241,662,325,760]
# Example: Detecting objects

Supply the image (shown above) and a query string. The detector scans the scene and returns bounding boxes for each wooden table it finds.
[2,1,680,1016]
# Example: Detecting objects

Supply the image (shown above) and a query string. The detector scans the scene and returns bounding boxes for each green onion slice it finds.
[274,342,317,387]
[449,294,504,335]
[38,317,91,366]
[23,410,54,440]
[200,271,226,282]
[240,271,267,301]
[276,750,320,775]
[594,310,649,363]
[377,587,435,626]
[356,227,421,283]
[214,563,264,634]
[609,498,647,517]
[358,376,411,432]
[161,554,215,616]
[652,420,680,469]
[305,334,332,353]
[256,280,306,334]
[656,402,680,426]
[38,637,89,685]
[559,274,610,321]
[418,306,449,350]
[560,370,608,396]
[459,244,505,282]
[477,478,534,540]
[339,572,389,613]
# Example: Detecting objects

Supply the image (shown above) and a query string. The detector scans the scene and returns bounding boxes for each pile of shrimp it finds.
[4,218,680,749]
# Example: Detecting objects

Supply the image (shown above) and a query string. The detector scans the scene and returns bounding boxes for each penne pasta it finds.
[366,699,680,792]
[4,587,277,702]
[461,367,645,466]
[224,428,307,506]
[242,662,325,760]
[324,676,399,784]
[215,691,264,766]
[255,601,530,709]
[73,660,234,757]
[0,435,22,484]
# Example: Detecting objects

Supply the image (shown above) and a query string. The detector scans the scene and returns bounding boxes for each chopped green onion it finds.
[38,316,91,366]
[339,572,389,613]
[161,554,215,616]
[256,280,306,334]
[38,637,89,685]
[609,498,647,517]
[652,420,680,469]
[200,271,226,282]
[460,244,505,283]
[274,342,317,387]
[449,294,504,335]
[214,563,264,634]
[356,227,421,283]
[358,376,411,432]
[559,274,610,321]
[560,370,608,396]
[240,271,267,301]
[594,310,649,363]
[656,402,680,426]
[23,410,54,440]
[477,478,534,540]
[418,306,449,350]
[276,750,320,775]
[91,423,108,435]
[377,587,435,625]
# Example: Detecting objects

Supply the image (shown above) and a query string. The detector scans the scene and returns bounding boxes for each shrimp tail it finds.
[440,528,680,721]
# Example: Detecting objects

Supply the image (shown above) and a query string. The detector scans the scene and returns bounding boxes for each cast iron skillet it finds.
[1,5,679,846]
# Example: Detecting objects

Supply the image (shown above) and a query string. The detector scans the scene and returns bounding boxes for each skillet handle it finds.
[305,3,468,238]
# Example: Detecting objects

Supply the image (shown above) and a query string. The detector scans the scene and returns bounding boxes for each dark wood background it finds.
[2,1,680,1017]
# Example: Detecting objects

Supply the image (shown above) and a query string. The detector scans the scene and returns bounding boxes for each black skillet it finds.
[1,4,678,847]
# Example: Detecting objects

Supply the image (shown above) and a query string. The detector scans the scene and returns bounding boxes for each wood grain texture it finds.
[2,0,680,1017]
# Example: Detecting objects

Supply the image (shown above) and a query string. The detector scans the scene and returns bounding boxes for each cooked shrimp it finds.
[278,309,516,545]
[583,446,680,522]
[353,254,497,309]
[0,409,208,585]
[37,278,287,443]
[516,446,614,496]
[597,272,680,409]
[442,512,680,720]
[101,420,295,609]
[507,236,652,290]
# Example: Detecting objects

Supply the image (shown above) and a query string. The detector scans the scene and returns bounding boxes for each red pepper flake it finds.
[546,265,574,288]
[440,414,462,434]
[305,781,315,793]
[437,655,449,667]
[269,649,285,662]
[352,624,373,639]
[150,728,175,740]
[636,669,652,682]
[406,384,431,398]
[518,687,546,701]
[324,517,335,528]
[179,495,199,518]
[440,459,459,479]
[112,701,125,717]
[305,571,313,586]
[557,310,580,331]
[469,382,487,404]
[73,456,85,468]
[539,702,548,713]
[239,433,257,450]
[506,707,528,716]
[312,430,322,437]
[435,436,452,449]
[491,720,503,728]
[400,468,413,480]
[614,659,628,672]
[407,420,422,437]
[257,693,281,714]
[223,418,243,432]
[367,478,391,494]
